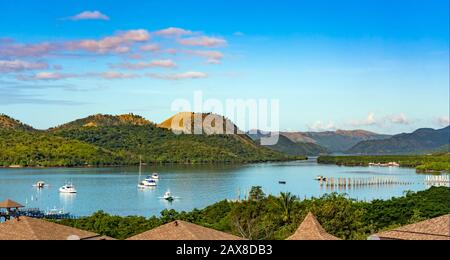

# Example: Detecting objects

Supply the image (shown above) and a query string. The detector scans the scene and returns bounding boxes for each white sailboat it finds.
[138,157,157,188]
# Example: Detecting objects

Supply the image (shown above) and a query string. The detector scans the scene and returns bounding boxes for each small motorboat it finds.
[315,176,327,181]
[59,183,77,194]
[33,181,47,188]
[151,173,159,180]
[279,181,287,184]
[163,191,174,201]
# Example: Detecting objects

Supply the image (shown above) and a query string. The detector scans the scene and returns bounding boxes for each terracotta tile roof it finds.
[370,214,450,240]
[0,199,24,209]
[287,212,341,240]
[127,220,243,240]
[0,216,113,240]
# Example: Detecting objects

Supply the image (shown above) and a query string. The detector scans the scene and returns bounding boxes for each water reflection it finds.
[59,193,76,207]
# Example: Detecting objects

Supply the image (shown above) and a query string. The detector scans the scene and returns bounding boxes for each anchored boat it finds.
[59,183,77,194]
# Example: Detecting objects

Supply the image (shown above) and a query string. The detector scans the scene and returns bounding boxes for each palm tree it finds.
[276,192,298,223]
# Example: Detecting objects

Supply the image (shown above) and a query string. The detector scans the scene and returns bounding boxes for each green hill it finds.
[52,114,296,164]
[0,114,36,131]
[50,113,152,130]
[0,129,124,167]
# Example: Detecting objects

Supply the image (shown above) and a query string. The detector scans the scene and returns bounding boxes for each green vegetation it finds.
[0,114,303,167]
[318,154,449,173]
[57,186,450,240]
[52,125,301,164]
[0,130,125,167]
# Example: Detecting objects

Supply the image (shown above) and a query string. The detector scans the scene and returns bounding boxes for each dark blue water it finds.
[0,159,434,217]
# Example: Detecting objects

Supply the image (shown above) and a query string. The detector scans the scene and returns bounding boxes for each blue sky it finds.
[0,0,448,133]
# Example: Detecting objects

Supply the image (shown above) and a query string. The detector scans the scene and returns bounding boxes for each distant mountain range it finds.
[301,130,392,152]
[247,131,328,156]
[248,129,391,155]
[347,126,450,155]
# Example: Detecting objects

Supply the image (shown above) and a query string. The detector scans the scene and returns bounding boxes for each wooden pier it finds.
[424,175,450,187]
[319,177,413,190]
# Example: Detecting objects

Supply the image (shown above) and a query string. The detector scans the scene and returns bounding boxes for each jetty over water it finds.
[0,199,24,221]
[319,177,413,190]
[0,199,78,222]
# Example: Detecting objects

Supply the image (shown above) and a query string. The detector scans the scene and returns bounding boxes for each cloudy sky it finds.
[0,0,448,133]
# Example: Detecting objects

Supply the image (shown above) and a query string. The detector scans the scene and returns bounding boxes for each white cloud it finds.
[155,27,193,37]
[66,29,150,54]
[139,44,160,52]
[69,11,109,21]
[349,112,413,128]
[17,72,75,81]
[147,71,208,80]
[178,36,227,47]
[437,116,450,126]
[187,50,224,64]
[0,60,48,72]
[350,112,377,127]
[388,113,410,125]
[0,42,59,58]
[17,71,138,81]
[306,121,336,131]
[111,59,177,70]
[97,71,138,79]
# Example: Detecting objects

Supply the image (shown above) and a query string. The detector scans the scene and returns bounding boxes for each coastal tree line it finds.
[57,186,450,240]
[317,154,450,173]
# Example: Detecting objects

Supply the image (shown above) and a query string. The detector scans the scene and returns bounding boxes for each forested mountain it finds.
[300,130,391,152]
[0,114,297,167]
[347,126,449,155]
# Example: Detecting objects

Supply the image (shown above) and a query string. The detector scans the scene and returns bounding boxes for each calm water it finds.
[0,159,437,217]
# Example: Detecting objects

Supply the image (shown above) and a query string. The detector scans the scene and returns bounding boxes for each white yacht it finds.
[59,183,77,194]
[141,179,157,187]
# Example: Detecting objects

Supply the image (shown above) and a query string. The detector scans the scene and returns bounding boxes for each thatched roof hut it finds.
[287,212,341,240]
[0,216,113,240]
[369,214,450,240]
[0,199,24,209]
[127,220,243,240]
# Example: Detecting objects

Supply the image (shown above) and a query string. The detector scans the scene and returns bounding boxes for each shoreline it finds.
[0,158,308,170]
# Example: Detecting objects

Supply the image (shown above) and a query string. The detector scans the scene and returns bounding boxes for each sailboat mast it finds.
[139,155,142,182]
